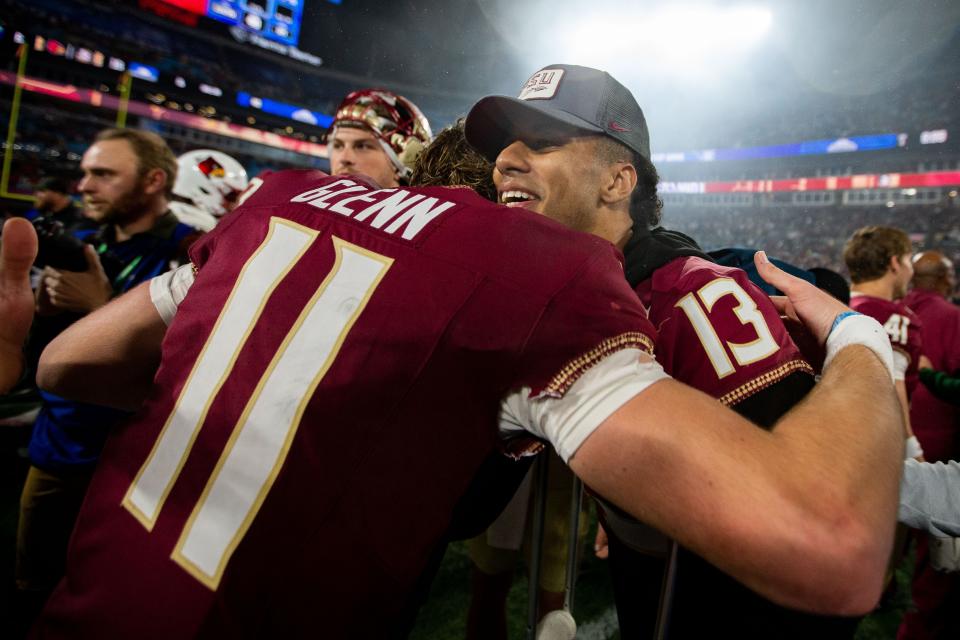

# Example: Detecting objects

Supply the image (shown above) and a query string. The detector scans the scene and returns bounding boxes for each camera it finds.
[31,217,122,276]
[32,216,89,271]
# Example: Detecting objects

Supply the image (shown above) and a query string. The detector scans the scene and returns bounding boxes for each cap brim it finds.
[464,96,604,162]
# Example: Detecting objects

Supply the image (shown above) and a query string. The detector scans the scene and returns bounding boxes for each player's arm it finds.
[37,280,166,410]
[569,255,902,615]
[886,343,924,459]
[571,346,900,615]
[900,458,960,537]
[919,367,960,406]
[895,378,924,460]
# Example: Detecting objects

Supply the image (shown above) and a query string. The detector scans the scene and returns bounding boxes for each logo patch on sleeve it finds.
[518,69,565,101]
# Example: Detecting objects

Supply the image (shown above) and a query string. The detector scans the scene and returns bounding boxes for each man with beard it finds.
[15,129,199,630]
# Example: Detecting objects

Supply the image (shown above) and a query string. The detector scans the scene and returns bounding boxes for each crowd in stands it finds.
[2,0,351,120]
[6,0,960,159]
[0,99,318,205]
[668,202,960,281]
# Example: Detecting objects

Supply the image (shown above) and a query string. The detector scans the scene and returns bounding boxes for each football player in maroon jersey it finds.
[904,250,960,462]
[844,226,926,456]
[34,166,900,635]
[0,217,37,393]
[326,89,432,189]
[465,63,861,639]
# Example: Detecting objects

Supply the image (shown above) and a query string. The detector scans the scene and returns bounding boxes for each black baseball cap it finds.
[35,176,71,194]
[464,64,650,163]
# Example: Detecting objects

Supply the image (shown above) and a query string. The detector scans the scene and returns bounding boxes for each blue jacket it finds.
[29,212,198,471]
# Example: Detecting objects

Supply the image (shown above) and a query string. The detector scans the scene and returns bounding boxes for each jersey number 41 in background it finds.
[883,313,910,345]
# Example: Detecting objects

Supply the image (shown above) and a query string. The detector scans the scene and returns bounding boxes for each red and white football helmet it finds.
[171,149,249,231]
[327,89,432,179]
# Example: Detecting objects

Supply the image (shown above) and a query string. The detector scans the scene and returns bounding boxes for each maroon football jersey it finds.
[903,288,960,461]
[37,171,656,638]
[634,256,812,406]
[850,293,924,397]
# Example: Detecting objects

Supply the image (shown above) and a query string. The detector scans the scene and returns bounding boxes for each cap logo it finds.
[608,121,631,133]
[518,69,565,101]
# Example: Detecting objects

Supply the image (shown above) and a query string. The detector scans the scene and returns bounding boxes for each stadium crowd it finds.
[668,203,960,284]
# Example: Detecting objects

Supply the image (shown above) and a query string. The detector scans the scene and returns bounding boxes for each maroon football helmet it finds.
[327,89,432,177]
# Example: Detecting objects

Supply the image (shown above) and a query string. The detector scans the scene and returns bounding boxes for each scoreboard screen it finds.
[157,0,304,46]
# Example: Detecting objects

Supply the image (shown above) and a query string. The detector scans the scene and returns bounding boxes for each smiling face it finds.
[493,135,607,235]
[328,126,399,188]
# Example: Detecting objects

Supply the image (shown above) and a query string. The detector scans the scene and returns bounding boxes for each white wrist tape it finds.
[906,435,924,460]
[823,313,895,382]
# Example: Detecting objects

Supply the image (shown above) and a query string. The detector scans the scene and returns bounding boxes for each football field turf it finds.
[410,512,914,640]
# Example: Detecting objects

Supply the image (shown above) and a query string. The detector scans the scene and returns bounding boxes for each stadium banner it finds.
[653,132,906,163]
[661,170,960,194]
[237,92,333,128]
[702,171,960,193]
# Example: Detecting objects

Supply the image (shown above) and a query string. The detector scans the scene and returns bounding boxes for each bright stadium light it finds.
[557,4,772,77]
[478,0,776,92]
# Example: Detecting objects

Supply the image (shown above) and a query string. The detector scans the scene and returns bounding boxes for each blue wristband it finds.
[830,310,861,335]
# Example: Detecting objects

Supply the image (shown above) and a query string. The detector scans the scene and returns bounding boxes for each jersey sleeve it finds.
[516,247,657,400]
[499,348,669,462]
[899,459,960,537]
[645,257,813,406]
[149,263,196,325]
[497,247,662,461]
[892,350,909,382]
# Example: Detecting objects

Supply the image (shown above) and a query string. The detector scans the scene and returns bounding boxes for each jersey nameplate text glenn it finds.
[290,179,455,240]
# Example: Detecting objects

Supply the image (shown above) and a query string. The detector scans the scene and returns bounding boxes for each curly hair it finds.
[409,119,497,202]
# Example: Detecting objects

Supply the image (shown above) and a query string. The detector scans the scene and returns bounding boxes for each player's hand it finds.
[40,244,112,314]
[0,218,38,392]
[754,251,850,346]
[594,523,609,559]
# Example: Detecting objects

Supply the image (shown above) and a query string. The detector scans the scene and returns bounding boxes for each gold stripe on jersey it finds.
[542,332,655,397]
[123,218,318,532]
[171,236,393,590]
[718,359,815,407]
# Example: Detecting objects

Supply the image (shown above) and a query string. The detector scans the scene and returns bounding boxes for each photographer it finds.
[26,176,94,235]
[15,129,199,628]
